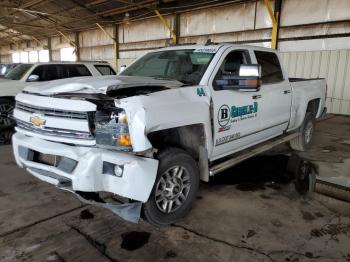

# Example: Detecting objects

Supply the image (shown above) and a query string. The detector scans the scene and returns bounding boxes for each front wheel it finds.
[143,148,199,226]
[290,112,315,151]
[0,98,15,129]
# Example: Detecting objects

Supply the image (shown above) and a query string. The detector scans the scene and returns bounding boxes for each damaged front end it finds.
[71,190,143,224]
[12,89,159,223]
[12,131,159,223]
[12,76,189,223]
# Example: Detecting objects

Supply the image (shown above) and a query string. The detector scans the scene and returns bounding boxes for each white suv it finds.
[0,61,116,128]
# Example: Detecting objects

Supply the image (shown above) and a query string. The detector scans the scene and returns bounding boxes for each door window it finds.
[62,64,92,78]
[213,50,251,90]
[30,65,61,81]
[254,51,284,84]
[94,65,116,75]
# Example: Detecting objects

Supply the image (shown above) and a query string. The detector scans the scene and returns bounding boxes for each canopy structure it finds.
[0,0,251,46]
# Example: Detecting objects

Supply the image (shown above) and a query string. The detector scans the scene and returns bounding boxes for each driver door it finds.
[209,49,262,160]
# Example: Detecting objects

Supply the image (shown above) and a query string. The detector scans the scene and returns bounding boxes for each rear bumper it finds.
[12,132,158,203]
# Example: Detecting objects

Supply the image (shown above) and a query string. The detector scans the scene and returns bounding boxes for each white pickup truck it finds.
[12,44,327,225]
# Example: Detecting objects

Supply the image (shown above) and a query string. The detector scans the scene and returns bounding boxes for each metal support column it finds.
[263,0,281,49]
[48,37,52,61]
[96,23,118,70]
[174,13,180,45]
[155,10,177,45]
[113,24,119,69]
[274,0,282,49]
[75,32,80,61]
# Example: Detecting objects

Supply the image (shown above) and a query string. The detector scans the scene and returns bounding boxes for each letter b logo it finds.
[218,105,230,127]
[221,108,228,119]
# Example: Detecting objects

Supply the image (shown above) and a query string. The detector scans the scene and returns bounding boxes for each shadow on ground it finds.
[0,128,14,146]
[209,154,292,190]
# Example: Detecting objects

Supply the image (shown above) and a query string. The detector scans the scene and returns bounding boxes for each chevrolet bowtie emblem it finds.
[30,116,46,127]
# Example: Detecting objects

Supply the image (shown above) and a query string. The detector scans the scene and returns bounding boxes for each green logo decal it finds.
[231,102,258,118]
[197,87,206,97]
[218,102,258,127]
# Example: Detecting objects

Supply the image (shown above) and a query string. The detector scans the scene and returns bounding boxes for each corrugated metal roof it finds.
[0,0,252,46]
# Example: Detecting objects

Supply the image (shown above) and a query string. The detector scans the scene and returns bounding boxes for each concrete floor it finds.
[0,116,349,262]
[300,115,350,188]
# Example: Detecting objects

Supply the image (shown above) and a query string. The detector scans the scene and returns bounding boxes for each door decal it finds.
[217,102,258,133]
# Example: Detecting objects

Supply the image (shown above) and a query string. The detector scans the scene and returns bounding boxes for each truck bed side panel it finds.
[288,79,326,131]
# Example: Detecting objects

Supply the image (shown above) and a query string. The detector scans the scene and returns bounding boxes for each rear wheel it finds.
[290,112,314,151]
[0,98,15,129]
[143,147,199,226]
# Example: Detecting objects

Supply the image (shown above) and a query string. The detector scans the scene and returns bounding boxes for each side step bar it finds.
[209,133,299,176]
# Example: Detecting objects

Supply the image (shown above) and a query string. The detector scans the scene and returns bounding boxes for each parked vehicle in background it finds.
[0,63,21,78]
[0,61,116,128]
[12,44,327,225]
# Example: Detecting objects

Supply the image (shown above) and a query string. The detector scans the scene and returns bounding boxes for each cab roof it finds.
[158,43,277,53]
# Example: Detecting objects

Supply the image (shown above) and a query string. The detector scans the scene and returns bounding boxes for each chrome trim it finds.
[16,102,88,120]
[17,119,94,140]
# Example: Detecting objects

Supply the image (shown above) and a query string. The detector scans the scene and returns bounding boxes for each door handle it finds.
[252,95,262,100]
[283,90,291,94]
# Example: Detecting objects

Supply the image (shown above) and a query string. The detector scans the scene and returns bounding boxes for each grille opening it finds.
[15,102,96,141]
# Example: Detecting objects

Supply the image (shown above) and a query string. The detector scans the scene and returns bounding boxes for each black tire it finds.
[143,147,199,226]
[290,112,315,151]
[0,98,15,129]
[294,161,316,195]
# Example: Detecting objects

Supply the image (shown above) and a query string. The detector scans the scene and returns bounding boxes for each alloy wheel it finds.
[154,165,191,214]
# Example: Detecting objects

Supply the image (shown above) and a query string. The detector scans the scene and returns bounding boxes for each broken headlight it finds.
[94,109,132,151]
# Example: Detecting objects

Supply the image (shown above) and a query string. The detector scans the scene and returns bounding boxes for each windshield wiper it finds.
[152,76,189,85]
[152,76,175,81]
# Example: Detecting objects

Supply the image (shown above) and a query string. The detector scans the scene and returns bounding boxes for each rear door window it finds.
[62,64,92,78]
[254,51,284,84]
[94,65,116,75]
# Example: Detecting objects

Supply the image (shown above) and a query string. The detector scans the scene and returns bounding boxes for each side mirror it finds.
[27,74,39,82]
[119,65,127,72]
[239,64,261,78]
[215,64,261,92]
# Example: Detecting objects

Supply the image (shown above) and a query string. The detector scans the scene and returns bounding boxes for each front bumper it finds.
[12,132,158,203]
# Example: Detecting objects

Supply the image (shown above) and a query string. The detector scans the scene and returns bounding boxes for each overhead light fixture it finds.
[123,12,131,25]
[12,15,20,23]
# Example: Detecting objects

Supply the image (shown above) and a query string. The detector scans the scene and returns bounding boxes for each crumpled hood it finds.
[23,75,183,96]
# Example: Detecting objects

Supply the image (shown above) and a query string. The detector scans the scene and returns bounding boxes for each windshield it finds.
[5,64,33,80]
[120,49,215,85]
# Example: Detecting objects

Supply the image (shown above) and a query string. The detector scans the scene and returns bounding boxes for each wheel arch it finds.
[292,98,321,131]
[306,98,321,118]
[147,124,210,182]
[0,96,15,101]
